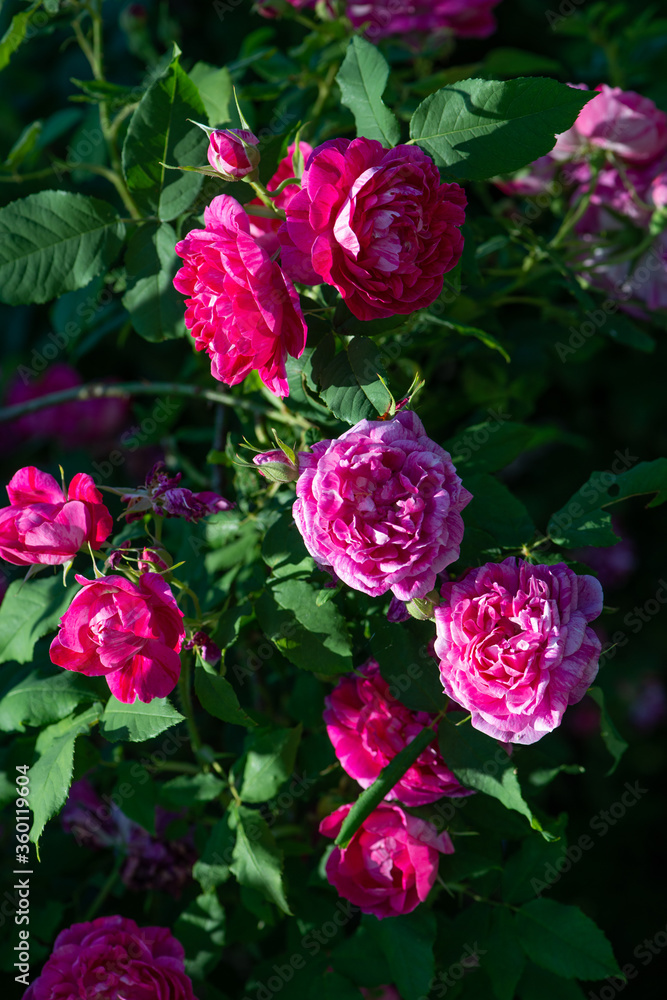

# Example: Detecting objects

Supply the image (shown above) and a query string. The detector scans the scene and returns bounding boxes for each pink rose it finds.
[174,194,308,398]
[324,659,472,805]
[347,0,501,40]
[248,141,313,256]
[434,557,603,744]
[4,364,129,452]
[575,84,667,164]
[0,467,112,566]
[50,572,185,703]
[207,128,260,180]
[320,802,453,918]
[293,411,471,600]
[253,448,300,483]
[279,137,466,320]
[24,915,197,1000]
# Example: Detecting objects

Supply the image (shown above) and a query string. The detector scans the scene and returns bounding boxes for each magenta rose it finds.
[50,572,185,703]
[347,0,501,40]
[248,141,313,256]
[279,137,466,320]
[207,128,260,180]
[434,558,604,744]
[0,467,112,567]
[575,85,667,163]
[324,659,472,806]
[320,802,453,918]
[174,194,307,398]
[24,915,197,1000]
[293,410,471,600]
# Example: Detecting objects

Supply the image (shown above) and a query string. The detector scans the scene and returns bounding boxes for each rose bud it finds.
[207,129,261,181]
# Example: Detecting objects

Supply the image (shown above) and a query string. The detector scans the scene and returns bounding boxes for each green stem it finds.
[0,380,314,429]
[178,654,203,754]
[84,854,123,921]
[311,59,340,118]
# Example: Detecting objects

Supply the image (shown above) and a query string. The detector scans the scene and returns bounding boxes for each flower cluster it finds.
[499,84,667,311]
[24,916,198,1000]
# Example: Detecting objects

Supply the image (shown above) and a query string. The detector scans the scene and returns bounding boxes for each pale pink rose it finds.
[324,659,472,805]
[50,572,185,703]
[174,194,308,398]
[24,915,197,1000]
[574,165,653,234]
[0,467,112,566]
[293,411,471,600]
[279,137,466,321]
[575,84,667,163]
[247,141,313,256]
[434,558,603,745]
[207,128,260,180]
[320,802,453,918]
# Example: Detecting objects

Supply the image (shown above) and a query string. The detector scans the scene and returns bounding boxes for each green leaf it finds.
[517,963,586,999]
[336,36,401,147]
[0,577,79,665]
[588,686,628,775]
[272,578,352,655]
[438,718,547,835]
[193,813,235,892]
[444,420,564,475]
[308,972,361,1000]
[604,313,655,353]
[240,725,302,803]
[409,77,592,181]
[334,725,438,848]
[319,337,391,425]
[262,510,314,581]
[0,10,30,72]
[229,803,291,913]
[160,772,226,808]
[330,924,393,986]
[122,48,209,220]
[29,705,101,846]
[438,319,510,362]
[370,617,448,713]
[484,909,526,1000]
[195,663,257,728]
[502,819,569,905]
[113,762,156,834]
[188,62,232,125]
[461,473,535,548]
[0,191,125,306]
[99,696,185,742]
[0,663,100,732]
[173,892,226,979]
[367,909,437,1000]
[122,221,186,342]
[548,458,667,547]
[3,120,43,170]
[515,898,620,980]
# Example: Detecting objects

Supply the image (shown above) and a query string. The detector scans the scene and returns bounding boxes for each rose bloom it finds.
[207,128,260,180]
[279,137,466,320]
[247,141,313,256]
[174,194,307,398]
[50,572,185,703]
[320,802,453,918]
[324,659,472,805]
[575,84,667,164]
[24,915,197,1000]
[293,410,471,600]
[0,466,112,566]
[434,557,604,744]
[346,0,501,40]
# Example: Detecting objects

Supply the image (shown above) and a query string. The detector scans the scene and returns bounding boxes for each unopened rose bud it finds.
[405,589,441,621]
[253,449,299,483]
[207,129,260,181]
[138,547,170,574]
[185,631,222,667]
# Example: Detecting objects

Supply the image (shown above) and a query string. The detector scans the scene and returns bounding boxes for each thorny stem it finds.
[0,380,316,430]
